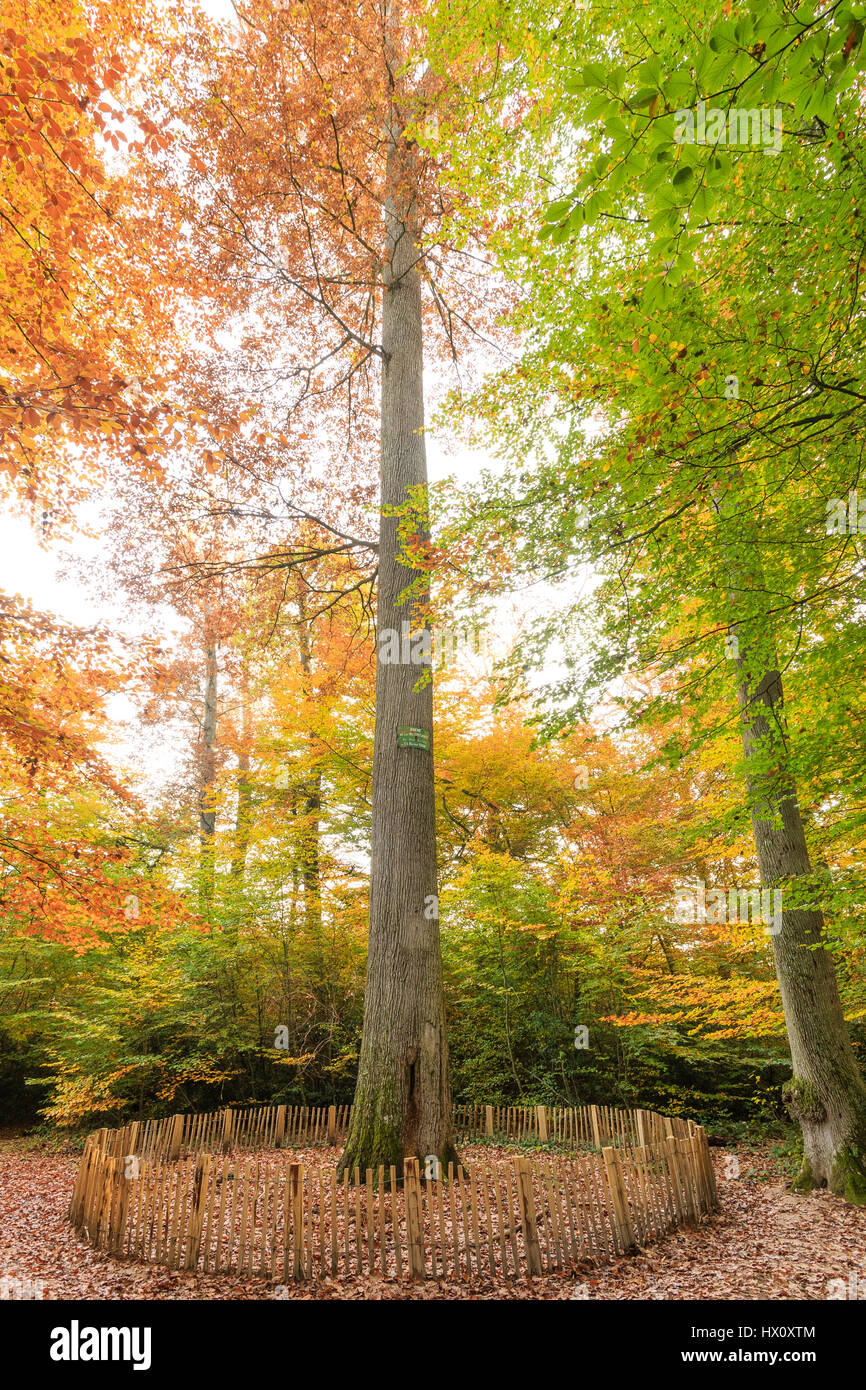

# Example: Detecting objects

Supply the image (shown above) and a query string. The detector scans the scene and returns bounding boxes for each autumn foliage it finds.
[1,0,864,1160]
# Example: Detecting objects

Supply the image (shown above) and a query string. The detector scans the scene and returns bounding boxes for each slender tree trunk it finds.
[198,637,218,920]
[230,664,254,884]
[296,583,334,1079]
[296,586,323,962]
[226,661,254,945]
[301,768,322,931]
[339,98,455,1175]
[716,480,866,1201]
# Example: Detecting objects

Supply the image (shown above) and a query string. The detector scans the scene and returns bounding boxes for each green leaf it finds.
[606,161,631,194]
[691,185,716,221]
[546,199,574,223]
[705,152,732,184]
[645,160,672,193]
[637,57,663,85]
[648,206,680,233]
[662,70,696,104]
[586,90,617,122]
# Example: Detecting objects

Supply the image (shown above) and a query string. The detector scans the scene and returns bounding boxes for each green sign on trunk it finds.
[396,725,430,750]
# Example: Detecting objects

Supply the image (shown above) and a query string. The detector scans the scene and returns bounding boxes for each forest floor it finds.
[0,1137,863,1301]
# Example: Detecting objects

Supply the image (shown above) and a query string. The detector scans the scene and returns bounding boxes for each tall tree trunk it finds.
[716,479,866,1201]
[296,585,323,962]
[227,661,253,944]
[230,663,254,884]
[198,636,218,921]
[339,93,455,1175]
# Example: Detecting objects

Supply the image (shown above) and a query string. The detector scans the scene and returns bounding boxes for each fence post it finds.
[70,1136,96,1225]
[96,1155,117,1249]
[327,1105,337,1145]
[85,1150,102,1238]
[679,1136,700,1225]
[636,1110,646,1147]
[589,1104,601,1149]
[220,1108,233,1152]
[602,1145,636,1252]
[697,1125,719,1211]
[80,1146,100,1235]
[484,1105,494,1138]
[513,1158,543,1275]
[665,1134,695,1227]
[687,1128,708,1215]
[535,1105,548,1143]
[288,1162,304,1280]
[185,1155,212,1270]
[168,1114,184,1161]
[112,1157,135,1257]
[403,1158,426,1280]
[274,1105,286,1148]
[104,1153,119,1251]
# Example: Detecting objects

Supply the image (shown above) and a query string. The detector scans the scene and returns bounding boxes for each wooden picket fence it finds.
[69,1105,718,1284]
[112,1100,682,1162]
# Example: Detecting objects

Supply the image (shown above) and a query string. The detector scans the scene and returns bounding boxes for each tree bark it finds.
[296,586,323,961]
[198,636,218,921]
[230,662,253,885]
[715,480,866,1201]
[226,660,253,946]
[338,102,456,1176]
